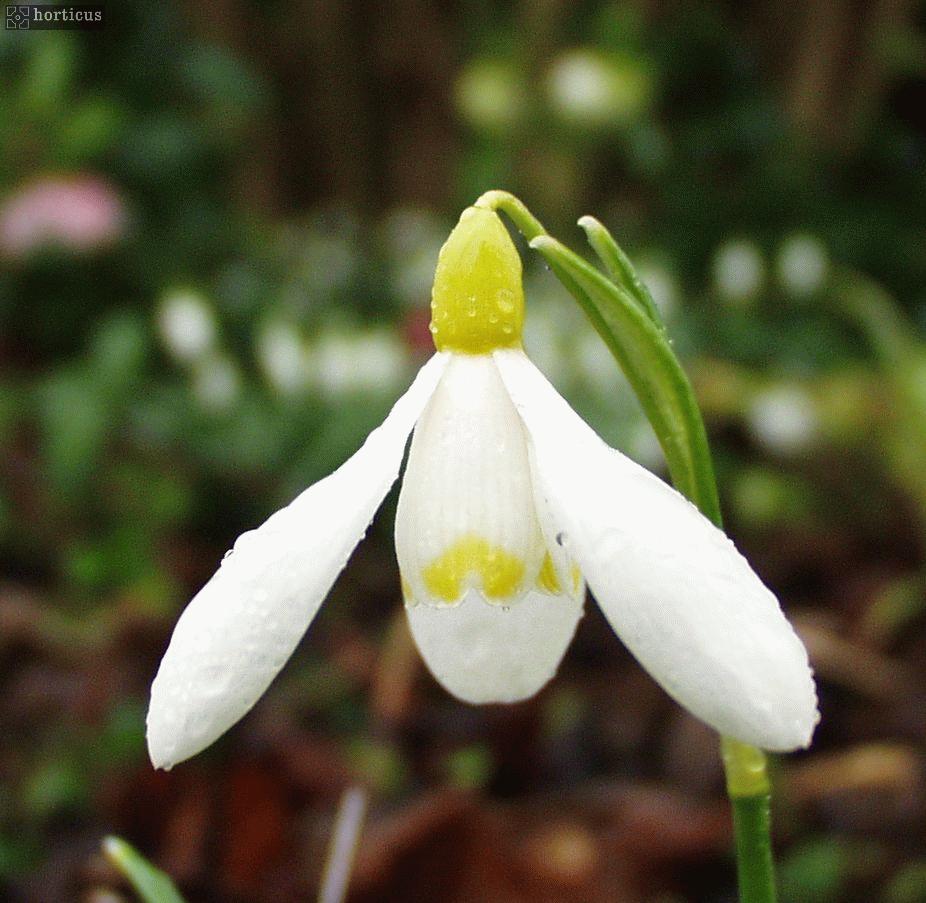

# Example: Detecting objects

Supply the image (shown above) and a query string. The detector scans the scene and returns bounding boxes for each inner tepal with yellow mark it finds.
[395,205,583,608]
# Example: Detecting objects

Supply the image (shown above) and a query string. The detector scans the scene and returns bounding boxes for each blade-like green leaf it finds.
[103,836,188,903]
[577,215,665,331]
[529,234,722,527]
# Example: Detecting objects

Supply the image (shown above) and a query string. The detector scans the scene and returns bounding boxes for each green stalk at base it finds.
[723,739,777,903]
[730,796,777,903]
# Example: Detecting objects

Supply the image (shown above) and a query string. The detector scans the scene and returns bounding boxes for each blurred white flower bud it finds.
[158,290,217,363]
[776,233,829,299]
[712,239,766,306]
[747,385,818,455]
[255,320,310,395]
[546,50,650,128]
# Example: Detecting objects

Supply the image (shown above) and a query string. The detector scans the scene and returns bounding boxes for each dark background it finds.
[1,1,925,900]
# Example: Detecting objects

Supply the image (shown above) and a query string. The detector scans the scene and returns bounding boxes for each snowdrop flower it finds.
[747,385,819,455]
[776,233,829,299]
[713,239,766,306]
[147,207,818,769]
[255,320,311,395]
[157,289,217,364]
[546,49,651,128]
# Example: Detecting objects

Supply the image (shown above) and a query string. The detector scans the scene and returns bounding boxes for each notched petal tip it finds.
[754,665,820,753]
[407,588,583,705]
[145,736,175,772]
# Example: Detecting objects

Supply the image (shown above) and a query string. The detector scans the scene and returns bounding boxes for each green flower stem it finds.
[478,189,777,903]
[722,741,776,903]
[474,189,547,241]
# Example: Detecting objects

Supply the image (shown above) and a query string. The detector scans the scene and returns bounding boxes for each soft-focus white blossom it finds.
[776,233,829,298]
[713,239,766,306]
[546,49,650,127]
[748,385,818,455]
[255,320,310,395]
[158,290,217,363]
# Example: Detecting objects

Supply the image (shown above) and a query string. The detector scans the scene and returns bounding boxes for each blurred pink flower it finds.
[0,175,127,258]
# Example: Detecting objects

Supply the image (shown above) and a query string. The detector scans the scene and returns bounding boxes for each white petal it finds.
[494,348,818,751]
[147,353,448,769]
[407,588,583,703]
[395,354,547,606]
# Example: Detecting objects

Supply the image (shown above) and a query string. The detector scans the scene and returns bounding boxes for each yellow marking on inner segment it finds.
[422,535,525,602]
[536,552,584,596]
[537,552,561,593]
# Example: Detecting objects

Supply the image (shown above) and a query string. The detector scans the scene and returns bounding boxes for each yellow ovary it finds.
[430,207,524,354]
[422,535,526,603]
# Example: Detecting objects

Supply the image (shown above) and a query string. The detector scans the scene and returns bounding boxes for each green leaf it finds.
[103,836,187,903]
[577,215,665,330]
[529,233,722,526]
